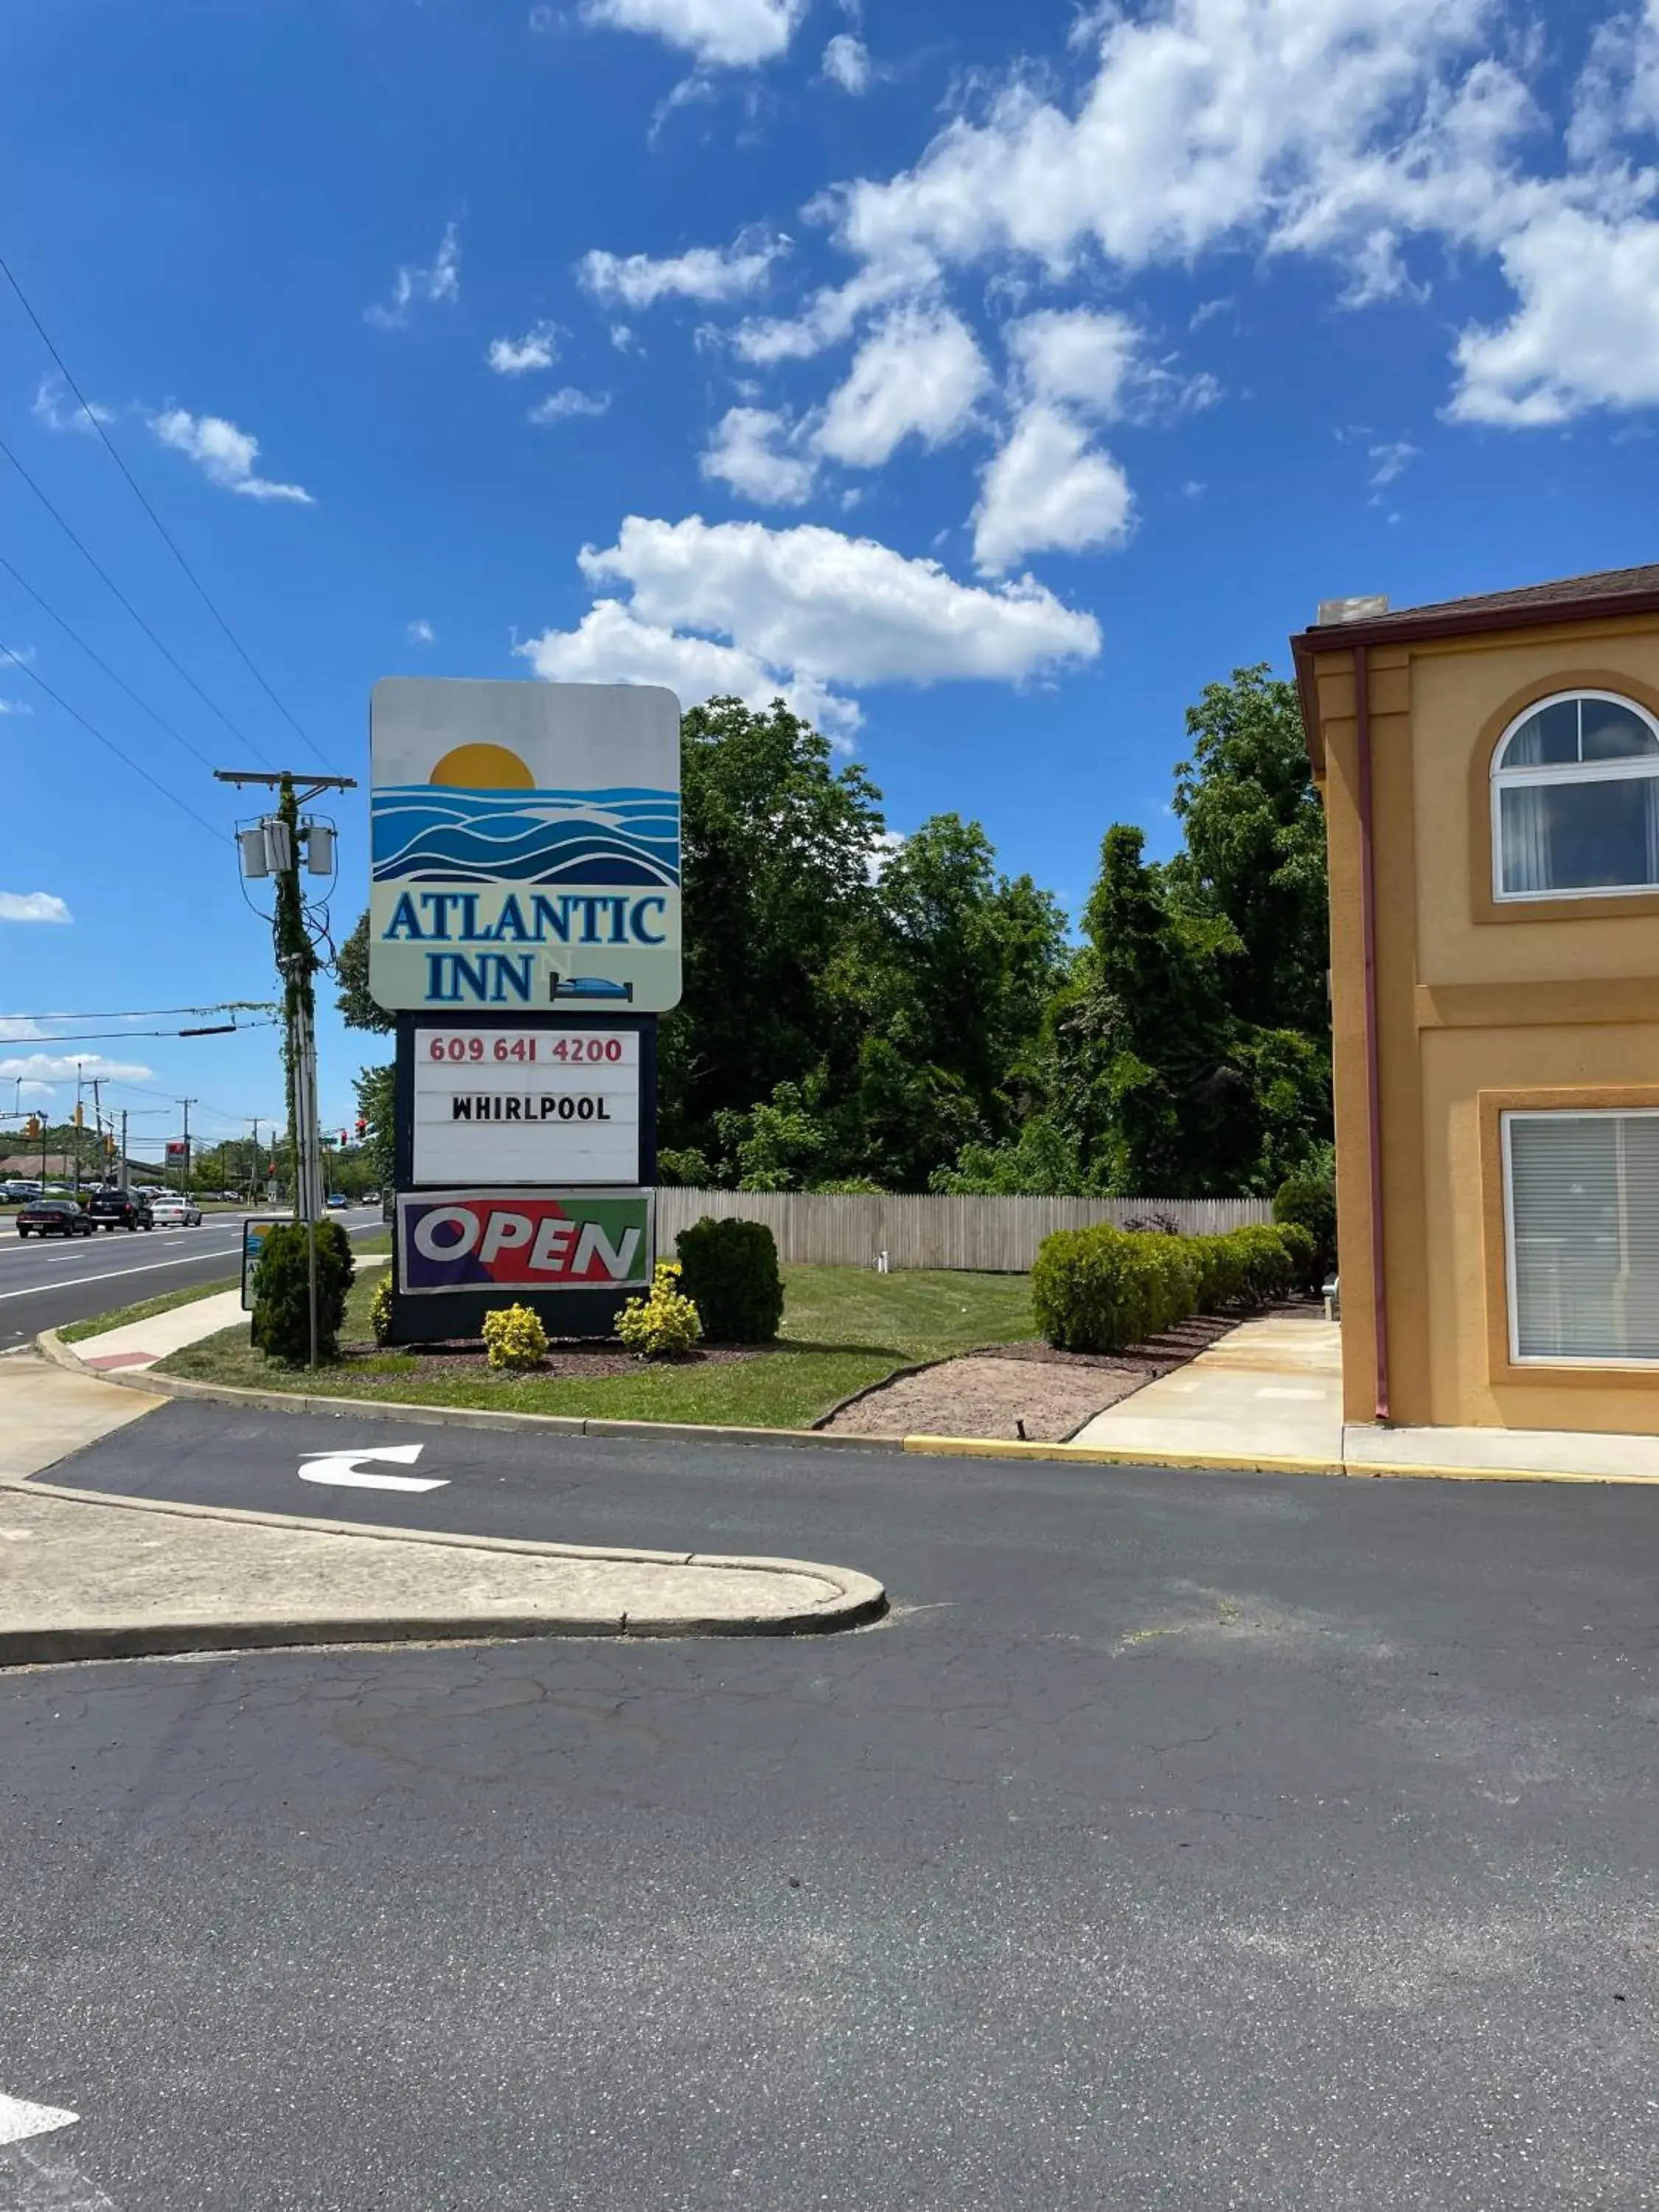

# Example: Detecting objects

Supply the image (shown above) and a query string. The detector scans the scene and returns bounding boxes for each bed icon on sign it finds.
[549,973,634,1003]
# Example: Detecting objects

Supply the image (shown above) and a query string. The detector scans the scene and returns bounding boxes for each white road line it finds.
[0,1253,243,1302]
[0,2094,77,2148]
[299,1444,448,1493]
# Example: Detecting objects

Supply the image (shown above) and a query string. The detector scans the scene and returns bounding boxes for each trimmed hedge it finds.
[1032,1220,1307,1355]
[675,1215,785,1343]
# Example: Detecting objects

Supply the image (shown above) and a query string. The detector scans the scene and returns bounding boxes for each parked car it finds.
[2,1178,43,1203]
[16,1197,94,1238]
[85,1188,154,1233]
[150,1196,203,1228]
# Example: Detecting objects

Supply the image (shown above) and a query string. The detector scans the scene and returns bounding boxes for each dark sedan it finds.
[85,1188,154,1232]
[16,1197,95,1238]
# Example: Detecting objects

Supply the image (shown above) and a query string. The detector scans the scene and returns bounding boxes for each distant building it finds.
[1293,563,1659,1438]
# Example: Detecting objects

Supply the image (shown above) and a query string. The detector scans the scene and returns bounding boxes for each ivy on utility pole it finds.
[216,766,356,1366]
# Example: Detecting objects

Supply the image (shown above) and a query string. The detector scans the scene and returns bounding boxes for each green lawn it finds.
[156,1262,1037,1430]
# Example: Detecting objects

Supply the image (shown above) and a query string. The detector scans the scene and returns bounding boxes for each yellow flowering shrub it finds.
[481,1301,550,1371]
[616,1259,703,1359]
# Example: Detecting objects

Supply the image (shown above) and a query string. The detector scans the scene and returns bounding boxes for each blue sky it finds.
[4,0,1659,1152]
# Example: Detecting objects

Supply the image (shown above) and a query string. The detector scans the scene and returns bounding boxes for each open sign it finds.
[396,1189,653,1294]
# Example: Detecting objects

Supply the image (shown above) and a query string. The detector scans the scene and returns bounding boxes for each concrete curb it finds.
[0,1472,888,1661]
[901,1433,1659,1486]
[38,1332,1659,1489]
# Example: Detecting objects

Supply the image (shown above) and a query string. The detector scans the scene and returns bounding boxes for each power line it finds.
[0,433,273,764]
[0,641,222,838]
[1,1001,277,1023]
[0,253,332,773]
[0,1022,279,1043]
[0,546,218,771]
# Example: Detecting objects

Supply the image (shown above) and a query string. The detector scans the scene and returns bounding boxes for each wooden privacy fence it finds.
[652,1189,1273,1273]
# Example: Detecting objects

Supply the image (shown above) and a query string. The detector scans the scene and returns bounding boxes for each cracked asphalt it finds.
[4,1408,1659,2208]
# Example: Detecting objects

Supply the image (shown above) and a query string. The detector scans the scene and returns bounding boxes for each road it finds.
[4,1408,1658,2209]
[0,1207,383,1346]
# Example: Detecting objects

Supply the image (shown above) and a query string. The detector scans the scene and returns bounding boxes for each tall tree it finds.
[662,697,885,1155]
[1165,664,1329,1036]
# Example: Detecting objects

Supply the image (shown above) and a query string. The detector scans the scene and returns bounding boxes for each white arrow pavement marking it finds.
[0,2096,78,2148]
[297,1443,448,1493]
[0,2139,119,2211]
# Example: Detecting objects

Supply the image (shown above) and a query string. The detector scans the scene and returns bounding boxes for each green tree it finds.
[335,912,395,1035]
[1165,664,1329,1036]
[661,698,886,1157]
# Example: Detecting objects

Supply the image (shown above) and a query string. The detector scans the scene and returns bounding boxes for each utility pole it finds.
[217,768,355,1366]
[248,1117,261,1205]
[73,1063,83,1196]
[175,1099,196,1197]
[91,1077,103,1183]
[119,1107,128,1183]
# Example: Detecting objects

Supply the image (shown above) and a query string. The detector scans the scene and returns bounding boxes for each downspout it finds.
[1353,642,1391,1423]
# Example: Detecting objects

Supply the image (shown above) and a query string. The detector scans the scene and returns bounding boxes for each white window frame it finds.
[1490,688,1659,904]
[1501,1105,1659,1368]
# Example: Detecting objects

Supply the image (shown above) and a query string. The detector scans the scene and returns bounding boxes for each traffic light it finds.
[355,1117,367,1140]
[72,1102,84,1129]
[24,1116,40,1139]
[338,1129,348,1146]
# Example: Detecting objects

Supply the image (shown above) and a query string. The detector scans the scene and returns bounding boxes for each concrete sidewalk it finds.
[72,1256,389,1374]
[1061,1314,1659,1484]
[1070,1316,1343,1470]
[0,1352,884,1662]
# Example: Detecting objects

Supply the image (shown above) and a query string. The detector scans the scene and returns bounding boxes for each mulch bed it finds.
[820,1301,1322,1444]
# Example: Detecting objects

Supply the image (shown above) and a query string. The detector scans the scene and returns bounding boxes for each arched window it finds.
[1492,690,1659,900]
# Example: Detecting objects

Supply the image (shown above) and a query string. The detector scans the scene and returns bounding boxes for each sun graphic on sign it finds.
[428,742,535,789]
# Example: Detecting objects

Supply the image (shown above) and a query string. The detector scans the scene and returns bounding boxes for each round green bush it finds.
[251,1218,355,1366]
[1273,1172,1337,1273]
[1273,1220,1319,1293]
[675,1215,785,1343]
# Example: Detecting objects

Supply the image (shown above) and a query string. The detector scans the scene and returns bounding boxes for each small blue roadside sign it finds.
[241,1217,287,1311]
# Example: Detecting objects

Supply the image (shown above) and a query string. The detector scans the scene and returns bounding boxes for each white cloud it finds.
[487,321,561,375]
[702,406,818,504]
[1449,209,1659,425]
[520,598,853,734]
[823,32,870,92]
[577,0,806,66]
[815,305,990,467]
[579,233,787,308]
[0,1017,48,1043]
[972,405,1133,572]
[407,618,436,644]
[521,514,1099,737]
[148,408,313,504]
[732,253,937,364]
[1005,307,1141,417]
[611,323,638,352]
[32,376,113,436]
[0,698,32,717]
[0,891,71,924]
[831,0,1497,278]
[0,1052,153,1084]
[1368,439,1420,484]
[527,387,612,422]
[589,511,1099,680]
[365,223,461,330]
[866,827,905,883]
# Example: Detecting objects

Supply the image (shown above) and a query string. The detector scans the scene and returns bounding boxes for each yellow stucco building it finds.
[1293,564,1659,1439]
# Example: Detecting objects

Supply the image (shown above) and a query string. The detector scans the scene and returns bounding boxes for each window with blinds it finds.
[1503,1110,1659,1362]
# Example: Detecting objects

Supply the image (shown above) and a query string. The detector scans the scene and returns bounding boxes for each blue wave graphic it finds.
[373,784,680,887]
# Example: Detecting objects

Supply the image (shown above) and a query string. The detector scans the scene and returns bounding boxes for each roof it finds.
[1290,561,1659,772]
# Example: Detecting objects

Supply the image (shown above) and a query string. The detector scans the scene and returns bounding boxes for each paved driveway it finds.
[4,1422,1656,2208]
